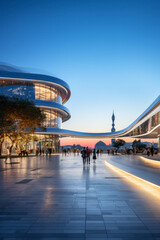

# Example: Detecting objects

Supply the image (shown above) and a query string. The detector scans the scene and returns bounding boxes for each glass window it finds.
[44,111,50,127]
[133,127,140,136]
[35,85,40,99]
[34,84,59,102]
[39,86,46,100]
[45,87,51,101]
[51,89,57,101]
[42,110,62,128]
[151,112,160,129]
[0,85,35,100]
[58,95,62,104]
[50,112,57,128]
[140,120,149,134]
[57,117,62,128]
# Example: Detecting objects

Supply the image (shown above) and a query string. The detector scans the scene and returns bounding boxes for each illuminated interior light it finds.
[104,160,160,199]
[139,156,160,168]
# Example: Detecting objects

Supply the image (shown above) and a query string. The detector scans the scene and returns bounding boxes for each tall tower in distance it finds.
[111,112,115,146]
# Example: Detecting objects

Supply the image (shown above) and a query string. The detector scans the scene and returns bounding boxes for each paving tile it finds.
[0,154,160,239]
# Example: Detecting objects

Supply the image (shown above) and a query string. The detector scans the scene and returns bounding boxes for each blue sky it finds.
[0,0,160,145]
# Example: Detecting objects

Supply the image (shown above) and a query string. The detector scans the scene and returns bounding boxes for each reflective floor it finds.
[0,153,160,240]
[107,154,160,185]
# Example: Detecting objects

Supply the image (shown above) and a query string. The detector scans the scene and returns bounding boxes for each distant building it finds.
[95,141,107,151]
[61,144,84,151]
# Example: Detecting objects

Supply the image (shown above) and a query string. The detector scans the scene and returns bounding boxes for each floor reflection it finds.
[0,153,160,239]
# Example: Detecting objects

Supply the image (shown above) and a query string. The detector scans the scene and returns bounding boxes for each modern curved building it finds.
[0,66,71,152]
[0,65,160,153]
[53,95,160,140]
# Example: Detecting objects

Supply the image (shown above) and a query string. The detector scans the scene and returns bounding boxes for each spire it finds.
[111,111,115,132]
[112,111,115,122]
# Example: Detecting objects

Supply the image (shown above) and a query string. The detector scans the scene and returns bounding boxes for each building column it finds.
[158,135,160,154]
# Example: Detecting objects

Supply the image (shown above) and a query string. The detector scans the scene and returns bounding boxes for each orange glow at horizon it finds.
[60,138,110,148]
[60,137,157,148]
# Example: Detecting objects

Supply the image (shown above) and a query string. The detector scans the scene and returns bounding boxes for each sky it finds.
[0,0,160,147]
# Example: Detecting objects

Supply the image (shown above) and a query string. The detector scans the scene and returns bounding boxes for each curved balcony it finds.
[34,100,71,122]
[0,71,71,104]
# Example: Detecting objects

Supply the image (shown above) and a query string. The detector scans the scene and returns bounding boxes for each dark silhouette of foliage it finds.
[132,140,146,149]
[113,139,125,149]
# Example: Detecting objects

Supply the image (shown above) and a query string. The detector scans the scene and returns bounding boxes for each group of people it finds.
[81,147,97,164]
[62,148,80,156]
[142,146,156,156]
[36,148,53,156]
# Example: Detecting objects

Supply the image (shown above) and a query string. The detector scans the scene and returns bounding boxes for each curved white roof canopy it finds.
[37,95,160,139]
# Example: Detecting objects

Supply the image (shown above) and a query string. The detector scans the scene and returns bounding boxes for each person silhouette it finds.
[81,147,86,164]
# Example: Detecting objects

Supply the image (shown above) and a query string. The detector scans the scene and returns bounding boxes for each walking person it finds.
[150,145,154,156]
[81,147,86,164]
[147,148,150,156]
[5,147,11,164]
[86,147,91,164]
[93,148,97,163]
[49,148,52,156]
[42,149,45,155]
[46,148,49,156]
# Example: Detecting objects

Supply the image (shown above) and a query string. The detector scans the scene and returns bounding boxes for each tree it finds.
[113,139,125,150]
[132,140,146,150]
[0,96,45,155]
[0,96,15,155]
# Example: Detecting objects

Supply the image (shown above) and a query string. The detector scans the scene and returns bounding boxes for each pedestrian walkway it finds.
[0,154,160,240]
[139,154,160,161]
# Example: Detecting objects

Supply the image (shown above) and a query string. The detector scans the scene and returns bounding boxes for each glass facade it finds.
[151,112,160,130]
[0,85,35,100]
[126,112,160,137]
[0,84,62,103]
[33,134,60,153]
[0,83,63,129]
[34,84,62,103]
[0,73,71,154]
[140,120,149,134]
[43,110,62,128]
[132,126,141,136]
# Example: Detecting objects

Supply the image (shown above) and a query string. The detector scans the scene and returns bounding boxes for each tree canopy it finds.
[132,140,146,149]
[0,95,45,154]
[113,139,126,149]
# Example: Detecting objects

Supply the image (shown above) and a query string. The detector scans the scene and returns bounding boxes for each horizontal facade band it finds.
[0,71,71,104]
[34,100,71,122]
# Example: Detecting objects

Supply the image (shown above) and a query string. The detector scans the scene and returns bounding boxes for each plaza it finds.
[1,1,160,239]
[0,153,160,240]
